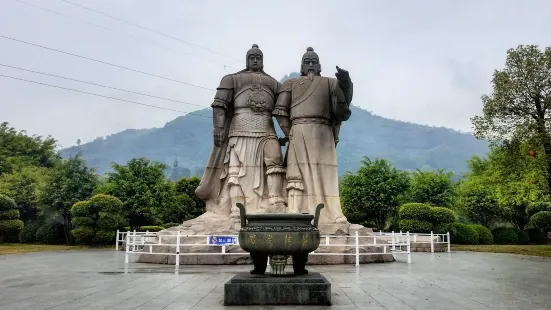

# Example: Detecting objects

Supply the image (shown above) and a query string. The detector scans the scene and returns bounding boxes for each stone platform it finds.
[223,272,331,306]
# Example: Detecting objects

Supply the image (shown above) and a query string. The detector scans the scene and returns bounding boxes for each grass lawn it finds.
[452,244,551,257]
[0,243,114,255]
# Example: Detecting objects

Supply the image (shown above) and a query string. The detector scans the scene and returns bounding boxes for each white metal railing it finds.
[120,230,413,266]
[376,230,451,253]
[116,229,451,253]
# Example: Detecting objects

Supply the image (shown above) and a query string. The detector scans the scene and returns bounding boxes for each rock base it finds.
[223,272,331,306]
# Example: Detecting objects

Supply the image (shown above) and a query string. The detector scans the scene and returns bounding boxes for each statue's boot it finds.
[267,172,285,212]
[287,187,303,214]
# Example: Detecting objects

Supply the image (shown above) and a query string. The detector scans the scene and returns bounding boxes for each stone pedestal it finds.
[223,272,331,306]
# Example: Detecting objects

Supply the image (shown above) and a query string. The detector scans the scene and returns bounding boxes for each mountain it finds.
[60,73,489,177]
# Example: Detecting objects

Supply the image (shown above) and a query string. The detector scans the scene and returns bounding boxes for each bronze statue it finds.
[275,47,353,232]
[195,44,287,218]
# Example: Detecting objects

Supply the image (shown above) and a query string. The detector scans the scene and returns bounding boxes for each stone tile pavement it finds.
[0,250,549,309]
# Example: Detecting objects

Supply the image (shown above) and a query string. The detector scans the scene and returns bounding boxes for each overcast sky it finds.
[1,0,550,148]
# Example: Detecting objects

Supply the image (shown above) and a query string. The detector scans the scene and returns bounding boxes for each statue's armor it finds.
[214,72,279,138]
[282,76,335,125]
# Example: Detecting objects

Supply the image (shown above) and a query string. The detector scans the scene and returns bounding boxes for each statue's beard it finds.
[307,70,316,80]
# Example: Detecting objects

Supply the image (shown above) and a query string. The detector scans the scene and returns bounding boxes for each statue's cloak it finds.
[194,107,234,200]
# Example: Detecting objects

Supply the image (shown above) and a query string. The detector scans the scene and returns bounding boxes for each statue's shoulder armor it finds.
[217,74,234,90]
[281,78,298,92]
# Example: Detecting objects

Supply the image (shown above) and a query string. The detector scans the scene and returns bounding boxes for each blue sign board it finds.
[209,236,236,245]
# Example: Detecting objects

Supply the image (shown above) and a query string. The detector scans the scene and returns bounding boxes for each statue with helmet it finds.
[195,44,288,219]
[275,47,354,234]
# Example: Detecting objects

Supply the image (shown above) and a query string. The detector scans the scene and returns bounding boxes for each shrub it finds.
[72,227,95,245]
[468,224,493,245]
[513,228,530,245]
[491,227,518,245]
[19,221,42,243]
[399,203,432,221]
[0,210,20,220]
[449,223,478,245]
[162,223,180,229]
[0,219,24,242]
[433,223,453,234]
[527,202,551,217]
[94,231,115,244]
[0,195,22,242]
[398,219,433,233]
[123,226,165,232]
[530,211,551,229]
[430,207,455,225]
[70,195,124,245]
[525,227,546,244]
[0,195,16,211]
[35,223,65,244]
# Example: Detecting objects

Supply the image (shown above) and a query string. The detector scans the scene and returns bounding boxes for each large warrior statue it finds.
[275,47,353,233]
[195,44,287,218]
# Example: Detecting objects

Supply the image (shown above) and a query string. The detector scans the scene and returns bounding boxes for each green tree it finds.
[106,158,175,230]
[457,179,503,228]
[174,176,205,220]
[471,45,551,193]
[340,158,410,230]
[41,154,98,244]
[407,169,457,208]
[0,166,51,222]
[0,122,58,175]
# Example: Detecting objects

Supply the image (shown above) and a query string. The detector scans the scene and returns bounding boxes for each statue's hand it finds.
[278,136,289,146]
[213,127,225,147]
[335,66,349,82]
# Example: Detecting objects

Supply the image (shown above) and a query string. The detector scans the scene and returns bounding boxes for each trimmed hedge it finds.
[0,210,20,220]
[525,227,546,244]
[430,207,455,225]
[0,195,22,242]
[530,211,551,229]
[19,221,42,243]
[468,224,493,245]
[36,223,65,244]
[398,219,433,233]
[449,223,478,245]
[70,194,123,245]
[491,227,518,245]
[399,203,432,221]
[123,226,165,232]
[513,228,530,245]
[527,202,551,217]
[0,195,16,211]
[162,223,180,229]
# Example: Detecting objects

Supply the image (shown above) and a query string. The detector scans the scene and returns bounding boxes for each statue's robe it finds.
[276,75,352,227]
[195,71,284,215]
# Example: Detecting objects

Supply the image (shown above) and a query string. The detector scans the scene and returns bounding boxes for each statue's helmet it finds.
[246,44,263,70]
[301,47,321,76]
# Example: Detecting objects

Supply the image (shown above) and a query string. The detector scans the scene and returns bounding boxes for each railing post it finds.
[430,231,434,253]
[115,229,120,250]
[391,231,395,251]
[407,231,411,264]
[325,236,329,245]
[175,231,181,266]
[447,231,451,253]
[413,234,417,243]
[222,245,226,254]
[355,231,359,266]
[124,233,129,264]
[133,230,137,251]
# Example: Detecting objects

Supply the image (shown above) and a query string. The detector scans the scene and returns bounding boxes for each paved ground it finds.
[0,250,549,310]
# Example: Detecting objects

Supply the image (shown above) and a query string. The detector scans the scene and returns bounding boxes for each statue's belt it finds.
[291,118,331,126]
